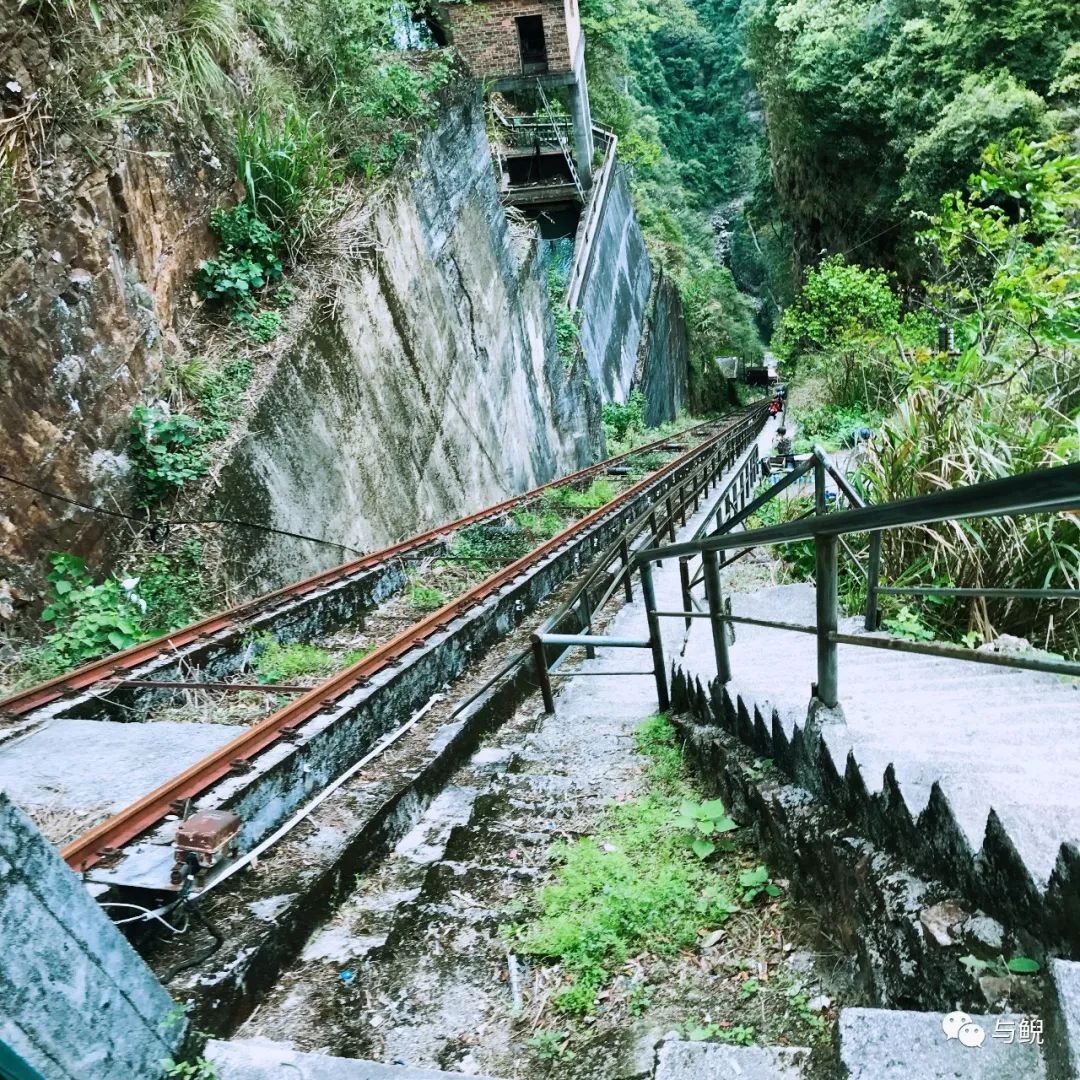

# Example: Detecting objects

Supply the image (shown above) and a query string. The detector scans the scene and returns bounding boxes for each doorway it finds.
[516,15,548,73]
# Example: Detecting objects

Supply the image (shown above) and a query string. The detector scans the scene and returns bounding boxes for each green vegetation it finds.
[543,478,619,514]
[408,582,449,611]
[512,508,565,541]
[547,264,582,368]
[743,0,1080,277]
[129,404,209,507]
[774,135,1079,654]
[512,715,787,1016]
[253,636,371,683]
[580,0,770,400]
[13,544,211,683]
[601,390,646,444]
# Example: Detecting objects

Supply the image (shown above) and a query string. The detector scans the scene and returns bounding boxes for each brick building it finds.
[442,0,582,80]
[441,0,594,186]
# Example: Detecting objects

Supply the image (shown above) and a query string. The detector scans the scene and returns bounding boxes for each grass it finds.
[542,478,619,514]
[511,715,785,1017]
[252,636,371,684]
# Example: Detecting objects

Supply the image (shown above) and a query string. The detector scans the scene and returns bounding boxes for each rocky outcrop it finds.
[634,270,690,426]
[0,15,226,595]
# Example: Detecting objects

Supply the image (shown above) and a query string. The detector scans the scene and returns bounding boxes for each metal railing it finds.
[529,404,770,713]
[634,455,1080,708]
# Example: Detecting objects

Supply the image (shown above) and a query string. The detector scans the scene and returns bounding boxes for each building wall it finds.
[0,794,187,1080]
[445,0,576,78]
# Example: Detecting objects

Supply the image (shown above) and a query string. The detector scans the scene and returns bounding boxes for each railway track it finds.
[0,406,768,879]
[0,419,731,722]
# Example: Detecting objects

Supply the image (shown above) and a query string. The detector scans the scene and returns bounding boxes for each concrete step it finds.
[1048,959,1080,1079]
[838,1007,1046,1078]
[207,1038,507,1079]
[654,1040,808,1078]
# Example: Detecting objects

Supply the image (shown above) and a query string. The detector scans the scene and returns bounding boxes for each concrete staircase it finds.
[207,1038,505,1078]
[674,583,1080,948]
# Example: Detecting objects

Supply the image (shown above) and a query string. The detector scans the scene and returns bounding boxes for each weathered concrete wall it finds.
[575,165,654,405]
[0,794,186,1079]
[212,89,599,592]
[634,270,690,426]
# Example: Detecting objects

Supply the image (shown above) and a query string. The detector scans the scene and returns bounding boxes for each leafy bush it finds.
[129,404,208,506]
[602,390,647,443]
[513,508,565,541]
[39,553,147,666]
[196,203,283,307]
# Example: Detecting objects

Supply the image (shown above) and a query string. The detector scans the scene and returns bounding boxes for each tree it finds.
[775,255,901,405]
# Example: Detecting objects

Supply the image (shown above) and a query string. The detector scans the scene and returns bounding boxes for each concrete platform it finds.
[655,1040,808,1078]
[838,1008,1045,1078]
[207,1038,506,1079]
[0,717,239,812]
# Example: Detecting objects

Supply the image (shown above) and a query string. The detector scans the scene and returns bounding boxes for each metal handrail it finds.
[640,462,1080,560]
[529,404,771,711]
[634,458,1080,708]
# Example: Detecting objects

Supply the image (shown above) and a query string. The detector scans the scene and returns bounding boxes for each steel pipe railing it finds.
[635,457,1080,709]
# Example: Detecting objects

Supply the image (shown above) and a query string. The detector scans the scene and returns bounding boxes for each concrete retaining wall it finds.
[576,164,654,405]
[0,794,186,1080]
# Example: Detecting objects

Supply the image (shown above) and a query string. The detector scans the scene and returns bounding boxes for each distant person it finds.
[768,399,781,418]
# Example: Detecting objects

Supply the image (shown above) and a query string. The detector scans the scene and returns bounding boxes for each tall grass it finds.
[235,107,335,240]
[860,385,1080,653]
[167,0,243,108]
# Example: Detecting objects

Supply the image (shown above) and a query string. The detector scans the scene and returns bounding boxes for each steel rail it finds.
[1,417,723,719]
[60,408,760,872]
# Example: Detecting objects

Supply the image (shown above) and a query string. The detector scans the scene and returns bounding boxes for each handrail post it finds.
[619,538,634,602]
[679,557,693,631]
[815,535,839,707]
[578,596,596,659]
[702,548,732,683]
[814,454,827,516]
[865,531,882,631]
[531,634,556,714]
[640,560,670,712]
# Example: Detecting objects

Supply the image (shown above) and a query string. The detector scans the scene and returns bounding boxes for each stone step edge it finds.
[669,664,1080,954]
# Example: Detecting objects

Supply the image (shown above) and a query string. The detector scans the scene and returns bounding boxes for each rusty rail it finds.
[60,408,764,872]
[1,418,723,720]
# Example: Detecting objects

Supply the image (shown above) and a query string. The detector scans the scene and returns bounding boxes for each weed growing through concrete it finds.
[510,715,834,1065]
[253,636,371,684]
[542,478,618,514]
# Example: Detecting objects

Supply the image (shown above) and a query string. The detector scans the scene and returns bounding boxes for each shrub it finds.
[196,203,282,307]
[602,390,647,443]
[39,552,147,666]
[129,404,208,506]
